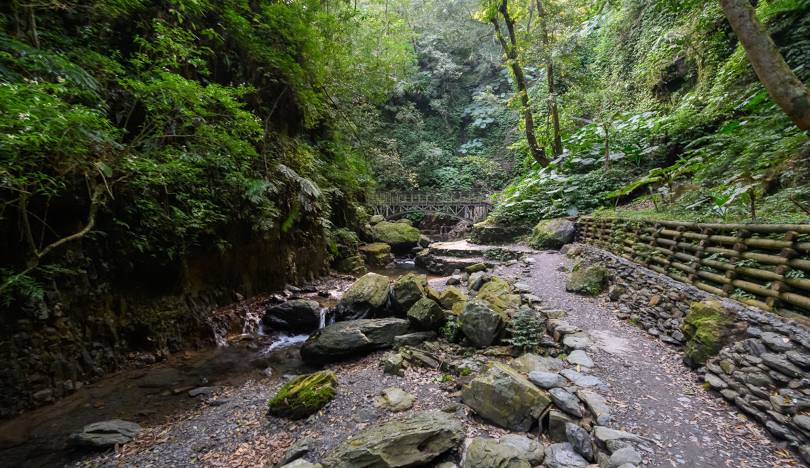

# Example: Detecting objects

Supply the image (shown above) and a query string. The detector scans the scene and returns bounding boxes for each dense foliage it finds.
[0,0,414,302]
[486,0,810,225]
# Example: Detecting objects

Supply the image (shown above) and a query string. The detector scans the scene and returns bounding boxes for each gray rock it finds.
[543,442,589,468]
[704,373,727,390]
[528,371,567,389]
[549,388,583,417]
[548,409,575,443]
[334,273,392,320]
[188,386,214,398]
[460,300,505,348]
[390,273,428,312]
[605,439,632,454]
[523,294,543,304]
[279,438,314,465]
[607,447,642,467]
[577,390,611,425]
[567,350,594,368]
[560,369,605,388]
[565,423,594,461]
[793,414,810,432]
[500,434,545,465]
[562,334,591,350]
[446,276,462,286]
[593,426,642,444]
[374,387,415,412]
[394,331,437,347]
[264,299,322,332]
[300,318,409,364]
[760,332,793,352]
[761,353,802,377]
[468,271,491,291]
[462,362,552,431]
[786,350,810,369]
[321,410,464,467]
[68,420,141,449]
[407,297,445,330]
[461,438,532,468]
[382,352,405,376]
[279,460,321,468]
[511,354,565,374]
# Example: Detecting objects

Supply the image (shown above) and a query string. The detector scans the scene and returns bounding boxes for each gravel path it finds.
[495,250,799,468]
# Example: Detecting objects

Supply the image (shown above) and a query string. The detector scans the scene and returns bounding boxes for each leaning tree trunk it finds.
[720,0,810,131]
[536,0,562,156]
[491,1,549,166]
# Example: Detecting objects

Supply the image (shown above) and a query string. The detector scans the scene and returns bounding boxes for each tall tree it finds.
[486,0,549,166]
[535,0,562,156]
[720,0,810,131]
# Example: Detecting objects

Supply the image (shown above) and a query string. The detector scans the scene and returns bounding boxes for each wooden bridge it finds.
[368,191,492,223]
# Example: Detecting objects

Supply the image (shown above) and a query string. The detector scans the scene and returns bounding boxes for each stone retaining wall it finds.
[577,244,810,461]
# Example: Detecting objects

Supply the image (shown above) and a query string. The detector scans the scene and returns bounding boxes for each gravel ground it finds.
[495,250,800,468]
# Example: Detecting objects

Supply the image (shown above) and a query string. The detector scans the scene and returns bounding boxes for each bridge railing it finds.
[368,191,492,205]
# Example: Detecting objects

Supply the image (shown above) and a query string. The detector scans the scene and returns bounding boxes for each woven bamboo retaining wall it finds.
[577,217,810,318]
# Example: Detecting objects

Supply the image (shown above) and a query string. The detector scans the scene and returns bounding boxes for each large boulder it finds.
[371,221,421,252]
[682,301,744,368]
[475,276,520,314]
[510,354,565,374]
[335,273,391,320]
[461,438,532,468]
[461,362,552,431]
[321,410,464,467]
[565,262,608,296]
[268,371,338,419]
[406,297,445,331]
[300,318,409,364]
[438,286,466,309]
[460,300,506,347]
[68,420,142,449]
[359,243,395,267]
[390,272,428,312]
[470,219,531,244]
[264,299,322,333]
[529,219,576,250]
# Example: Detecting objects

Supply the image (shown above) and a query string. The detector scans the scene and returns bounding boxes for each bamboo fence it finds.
[577,217,810,318]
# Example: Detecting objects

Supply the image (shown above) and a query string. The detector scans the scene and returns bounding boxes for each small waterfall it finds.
[241,305,265,336]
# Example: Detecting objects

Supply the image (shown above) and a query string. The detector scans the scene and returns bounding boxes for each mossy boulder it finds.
[407,297,445,330]
[390,272,428,312]
[359,242,395,267]
[565,263,608,296]
[301,318,410,364]
[268,371,338,419]
[370,221,421,251]
[460,300,506,347]
[335,273,391,320]
[370,214,385,225]
[461,362,552,431]
[438,286,466,309]
[682,301,743,368]
[529,218,576,250]
[331,228,367,275]
[476,276,521,314]
[335,255,367,275]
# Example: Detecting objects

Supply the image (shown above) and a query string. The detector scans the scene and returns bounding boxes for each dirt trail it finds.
[495,250,797,468]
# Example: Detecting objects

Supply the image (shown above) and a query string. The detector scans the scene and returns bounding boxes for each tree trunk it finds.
[720,0,810,131]
[536,0,562,156]
[492,0,548,166]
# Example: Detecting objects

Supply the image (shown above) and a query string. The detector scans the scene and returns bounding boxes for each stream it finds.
[0,257,436,468]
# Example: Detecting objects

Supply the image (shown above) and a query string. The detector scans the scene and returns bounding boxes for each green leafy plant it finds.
[506,308,545,354]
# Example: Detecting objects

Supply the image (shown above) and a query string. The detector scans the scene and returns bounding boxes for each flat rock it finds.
[394,331,437,347]
[374,387,415,412]
[511,353,565,374]
[760,332,793,352]
[461,438,531,468]
[321,410,464,467]
[576,390,611,425]
[301,318,409,364]
[68,420,142,449]
[549,388,582,417]
[544,442,589,468]
[560,369,605,389]
[566,350,594,368]
[593,426,643,444]
[562,334,591,350]
[606,447,642,467]
[528,371,567,389]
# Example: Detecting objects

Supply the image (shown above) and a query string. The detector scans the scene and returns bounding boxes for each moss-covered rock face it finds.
[565,263,608,296]
[529,218,576,250]
[438,286,465,309]
[390,272,428,312]
[359,242,394,267]
[407,297,445,330]
[475,276,521,314]
[335,273,391,320]
[682,301,741,368]
[268,370,338,419]
[370,221,421,251]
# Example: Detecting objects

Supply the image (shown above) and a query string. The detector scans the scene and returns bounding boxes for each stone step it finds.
[427,240,534,259]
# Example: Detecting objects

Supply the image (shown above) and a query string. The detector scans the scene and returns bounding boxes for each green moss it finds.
[475,277,520,314]
[565,263,608,295]
[370,221,420,249]
[268,370,338,419]
[682,301,735,367]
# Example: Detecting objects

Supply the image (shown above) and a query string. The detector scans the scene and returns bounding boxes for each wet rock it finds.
[375,387,415,412]
[566,350,594,368]
[528,371,567,389]
[394,331,437,348]
[460,300,505,348]
[576,390,611,425]
[334,273,391,320]
[390,273,428,312]
[321,410,464,467]
[264,299,322,333]
[543,442,589,468]
[549,388,583,417]
[529,219,576,250]
[407,297,445,330]
[68,420,142,449]
[511,353,565,374]
[268,371,337,419]
[461,438,531,468]
[565,422,594,462]
[461,362,551,431]
[301,318,409,364]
